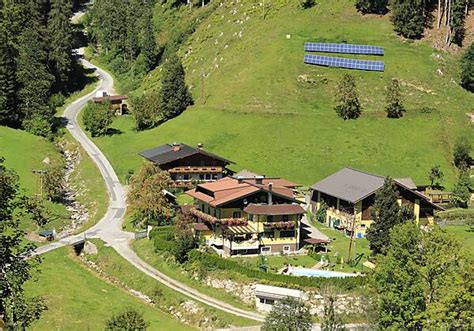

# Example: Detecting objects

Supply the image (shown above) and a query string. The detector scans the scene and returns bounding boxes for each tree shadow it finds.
[105,128,124,136]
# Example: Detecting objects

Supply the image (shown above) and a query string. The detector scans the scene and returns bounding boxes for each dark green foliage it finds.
[316,201,328,223]
[262,297,312,331]
[374,222,473,329]
[82,101,115,137]
[173,232,197,264]
[0,29,17,125]
[453,136,472,169]
[334,74,362,120]
[300,0,316,9]
[355,0,388,14]
[452,170,472,208]
[0,157,46,328]
[159,53,193,120]
[43,160,66,202]
[105,307,149,331]
[450,0,467,46]
[186,250,366,290]
[427,164,444,187]
[48,0,74,90]
[141,11,157,73]
[366,178,401,255]
[460,43,474,92]
[25,198,50,228]
[373,221,425,330]
[385,79,405,118]
[131,93,162,130]
[391,0,424,39]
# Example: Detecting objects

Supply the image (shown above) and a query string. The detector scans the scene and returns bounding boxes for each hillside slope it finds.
[93,0,473,187]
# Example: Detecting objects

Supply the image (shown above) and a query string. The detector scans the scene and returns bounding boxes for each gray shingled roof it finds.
[394,177,417,190]
[310,168,385,203]
[139,143,233,165]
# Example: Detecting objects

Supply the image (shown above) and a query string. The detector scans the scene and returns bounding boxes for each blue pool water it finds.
[289,267,358,278]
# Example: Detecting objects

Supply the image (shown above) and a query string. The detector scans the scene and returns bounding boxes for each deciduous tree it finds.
[82,101,115,137]
[131,93,162,131]
[262,297,312,331]
[453,136,472,169]
[334,74,362,120]
[366,178,401,255]
[452,170,472,208]
[427,164,444,188]
[0,157,46,328]
[105,308,149,331]
[127,162,174,227]
[355,0,388,14]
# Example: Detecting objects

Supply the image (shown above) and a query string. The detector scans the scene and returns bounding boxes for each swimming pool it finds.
[289,267,358,278]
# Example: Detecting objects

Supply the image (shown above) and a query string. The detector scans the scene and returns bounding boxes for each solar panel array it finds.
[304,54,384,72]
[304,42,384,55]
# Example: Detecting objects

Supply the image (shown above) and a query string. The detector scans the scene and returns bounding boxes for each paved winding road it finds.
[34,57,264,323]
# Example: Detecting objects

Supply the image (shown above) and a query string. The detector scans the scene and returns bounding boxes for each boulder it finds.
[83,241,98,255]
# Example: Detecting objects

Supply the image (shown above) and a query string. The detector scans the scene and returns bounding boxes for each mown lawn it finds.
[87,0,472,189]
[443,224,474,259]
[25,247,191,331]
[90,240,258,328]
[233,254,317,273]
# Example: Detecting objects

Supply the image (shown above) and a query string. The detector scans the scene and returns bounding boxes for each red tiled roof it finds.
[304,238,330,244]
[93,95,128,102]
[244,204,305,215]
[185,175,298,207]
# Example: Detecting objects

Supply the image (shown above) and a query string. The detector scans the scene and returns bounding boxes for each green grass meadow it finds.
[88,0,472,188]
[26,247,191,331]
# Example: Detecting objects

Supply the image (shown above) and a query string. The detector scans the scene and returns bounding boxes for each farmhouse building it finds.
[310,168,443,238]
[139,143,233,187]
[185,172,305,255]
[92,92,128,115]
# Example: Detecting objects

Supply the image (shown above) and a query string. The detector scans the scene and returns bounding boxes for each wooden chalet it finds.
[139,143,234,187]
[310,168,444,238]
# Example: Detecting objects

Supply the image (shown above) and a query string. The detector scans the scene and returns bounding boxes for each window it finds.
[267,215,273,222]
[279,230,295,238]
[258,298,275,305]
[261,231,275,239]
[184,174,189,180]
[199,174,204,180]
[282,215,289,222]
[359,223,366,229]
[213,209,217,217]
[233,211,241,218]
[205,174,211,180]
[283,245,291,252]
[261,246,271,254]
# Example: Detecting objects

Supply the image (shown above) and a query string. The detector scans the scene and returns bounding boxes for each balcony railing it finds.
[189,208,248,226]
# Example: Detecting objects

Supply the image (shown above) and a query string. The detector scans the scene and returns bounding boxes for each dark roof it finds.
[311,167,444,210]
[304,238,330,244]
[244,203,305,215]
[395,178,417,190]
[139,143,234,166]
[311,168,385,203]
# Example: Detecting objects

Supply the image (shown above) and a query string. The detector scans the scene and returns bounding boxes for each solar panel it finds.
[304,42,384,56]
[304,54,385,72]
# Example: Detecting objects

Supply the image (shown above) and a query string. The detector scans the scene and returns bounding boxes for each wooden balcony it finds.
[168,166,223,174]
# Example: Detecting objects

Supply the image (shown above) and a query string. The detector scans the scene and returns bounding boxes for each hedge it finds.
[149,226,176,252]
[187,250,367,291]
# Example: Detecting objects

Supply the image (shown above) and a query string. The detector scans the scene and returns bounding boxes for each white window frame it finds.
[283,245,291,253]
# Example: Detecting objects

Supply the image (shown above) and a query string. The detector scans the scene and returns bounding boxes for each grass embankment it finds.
[87,240,258,328]
[132,239,253,310]
[443,225,474,259]
[85,0,472,187]
[234,254,318,273]
[25,247,190,331]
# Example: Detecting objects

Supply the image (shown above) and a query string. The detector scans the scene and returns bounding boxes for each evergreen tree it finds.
[384,79,405,118]
[427,164,444,188]
[366,178,401,255]
[450,0,467,46]
[16,2,55,136]
[158,53,193,120]
[141,11,157,73]
[47,0,74,90]
[131,92,162,130]
[0,28,17,125]
[334,74,362,120]
[0,157,46,328]
[453,136,472,169]
[452,170,472,208]
[391,0,424,39]
[460,42,474,92]
[355,0,388,14]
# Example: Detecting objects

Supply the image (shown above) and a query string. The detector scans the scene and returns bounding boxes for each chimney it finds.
[197,143,204,150]
[237,176,243,184]
[172,142,180,152]
[255,175,264,185]
[268,182,273,205]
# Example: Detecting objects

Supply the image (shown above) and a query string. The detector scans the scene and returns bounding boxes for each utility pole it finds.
[201,73,205,103]
[347,214,356,265]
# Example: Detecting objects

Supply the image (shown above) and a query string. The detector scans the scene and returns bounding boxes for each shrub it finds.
[105,308,149,331]
[187,250,366,290]
[300,0,316,9]
[355,0,388,14]
[460,43,474,92]
[82,100,115,137]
